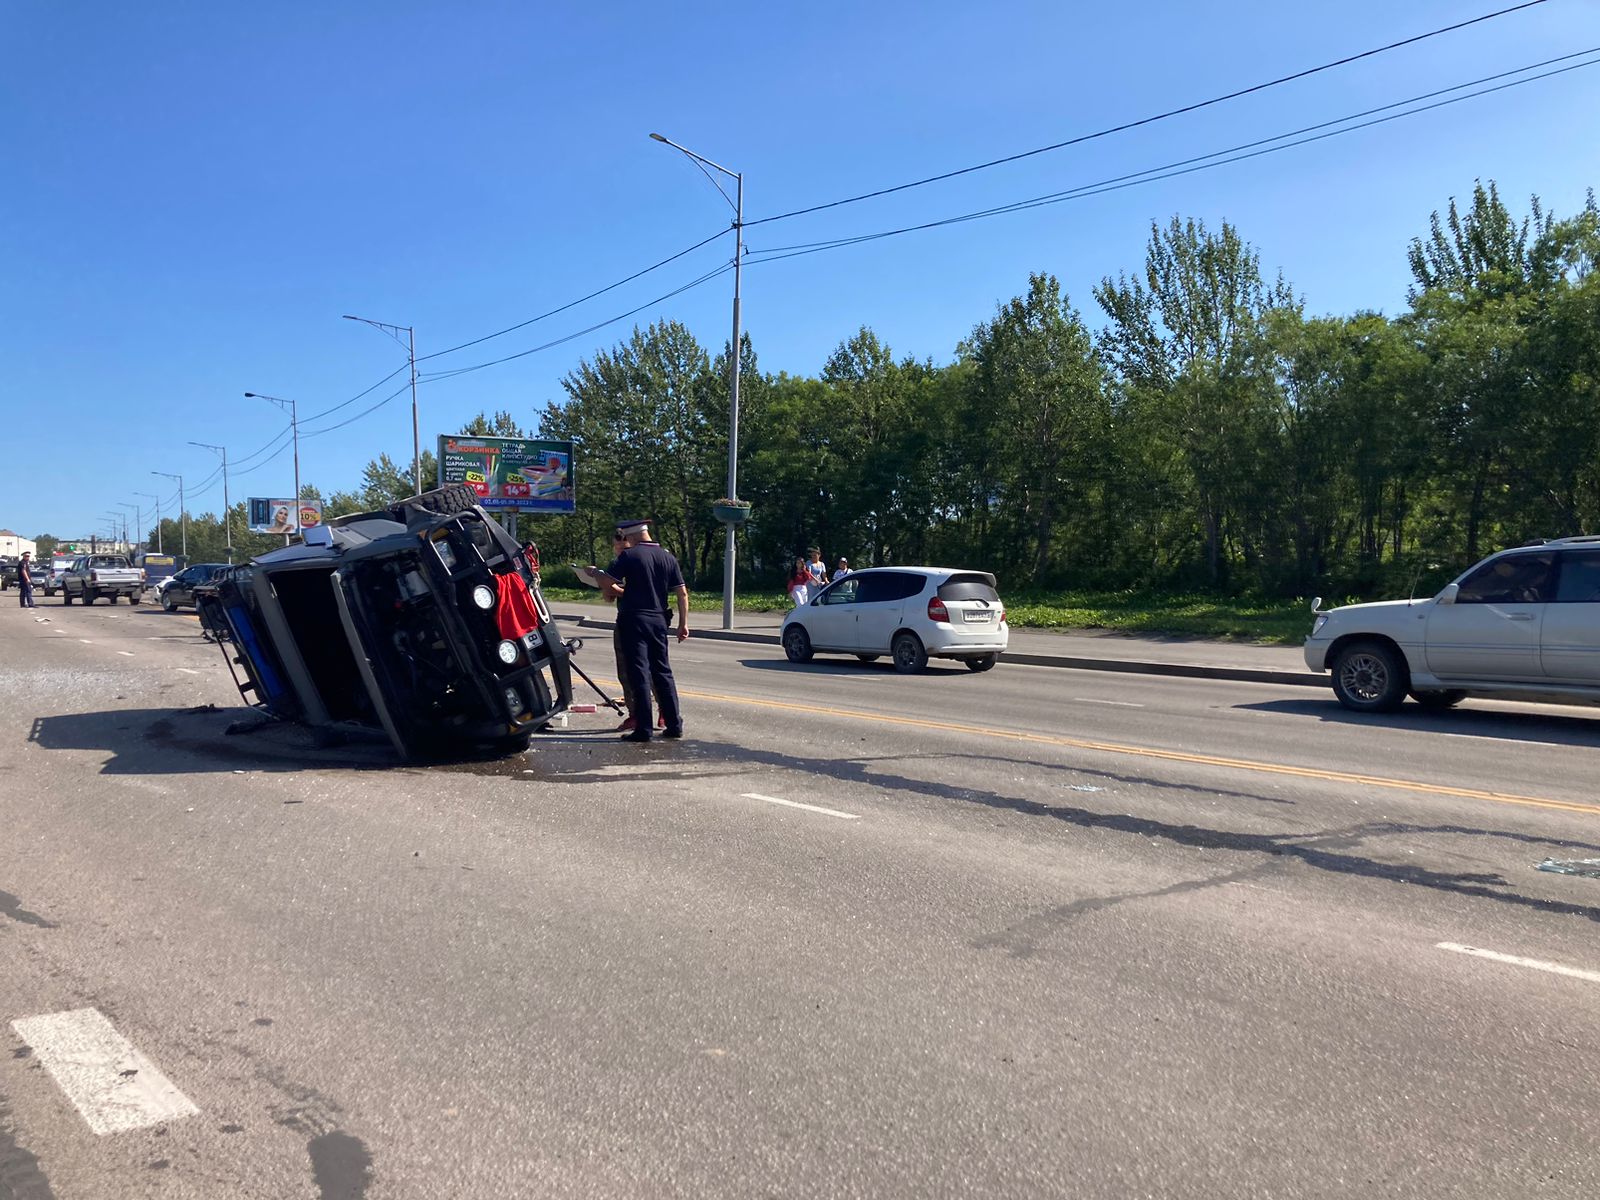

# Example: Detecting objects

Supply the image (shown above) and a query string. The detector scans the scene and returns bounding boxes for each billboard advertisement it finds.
[247,497,324,534]
[437,435,575,513]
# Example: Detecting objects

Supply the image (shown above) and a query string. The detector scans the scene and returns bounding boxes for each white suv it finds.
[1304,536,1600,712]
[781,567,1008,672]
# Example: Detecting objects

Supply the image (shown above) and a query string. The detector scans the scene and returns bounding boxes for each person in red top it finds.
[786,557,813,607]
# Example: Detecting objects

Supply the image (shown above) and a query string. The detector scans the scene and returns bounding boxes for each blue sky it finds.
[3,0,1597,541]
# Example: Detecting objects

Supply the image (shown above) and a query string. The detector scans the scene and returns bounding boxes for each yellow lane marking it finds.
[593,675,1600,818]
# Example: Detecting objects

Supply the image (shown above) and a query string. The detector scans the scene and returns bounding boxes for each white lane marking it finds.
[1440,732,1553,749]
[117,651,135,657]
[78,639,92,644]
[1436,942,1600,985]
[176,667,200,675]
[1073,697,1145,708]
[741,792,861,821]
[10,1008,199,1134]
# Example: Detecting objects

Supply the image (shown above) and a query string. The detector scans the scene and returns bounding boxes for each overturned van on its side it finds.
[195,484,572,759]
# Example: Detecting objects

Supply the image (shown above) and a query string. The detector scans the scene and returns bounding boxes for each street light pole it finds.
[190,441,232,562]
[153,471,186,558]
[343,315,420,496]
[117,502,141,554]
[137,492,162,553]
[650,132,744,631]
[245,394,300,541]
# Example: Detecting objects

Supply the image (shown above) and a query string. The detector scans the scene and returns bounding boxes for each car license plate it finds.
[962,610,992,622]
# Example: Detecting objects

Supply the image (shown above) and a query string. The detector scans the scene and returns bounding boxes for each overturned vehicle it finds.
[195,484,572,759]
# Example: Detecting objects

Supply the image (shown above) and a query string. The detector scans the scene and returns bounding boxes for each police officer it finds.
[603,519,688,742]
[16,552,36,608]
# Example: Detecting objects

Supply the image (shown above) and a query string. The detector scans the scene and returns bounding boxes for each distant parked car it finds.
[780,567,1008,673]
[159,563,230,610]
[1304,535,1600,712]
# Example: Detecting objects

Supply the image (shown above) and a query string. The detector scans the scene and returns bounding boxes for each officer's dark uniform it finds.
[608,525,684,741]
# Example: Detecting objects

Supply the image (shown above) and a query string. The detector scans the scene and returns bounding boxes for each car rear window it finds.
[938,574,999,602]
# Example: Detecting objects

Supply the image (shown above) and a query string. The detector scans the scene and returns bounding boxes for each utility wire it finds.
[745,0,1553,228]
[301,382,414,438]
[744,49,1600,267]
[417,263,735,383]
[233,437,297,474]
[415,227,730,363]
[232,424,293,468]
[301,362,411,423]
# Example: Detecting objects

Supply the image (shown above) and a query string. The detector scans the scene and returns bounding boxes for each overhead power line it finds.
[743,48,1600,268]
[417,263,735,383]
[415,227,731,363]
[301,382,414,438]
[745,0,1553,229]
[233,437,297,474]
[301,362,411,423]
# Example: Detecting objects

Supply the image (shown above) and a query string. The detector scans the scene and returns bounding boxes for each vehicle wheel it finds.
[162,592,176,612]
[782,625,814,663]
[388,482,478,521]
[855,654,880,663]
[892,632,928,674]
[1411,689,1467,711]
[965,653,998,672]
[1331,640,1408,713]
[129,593,142,606]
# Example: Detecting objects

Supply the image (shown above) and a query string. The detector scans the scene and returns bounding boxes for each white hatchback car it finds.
[781,567,1008,672]
[1304,536,1600,712]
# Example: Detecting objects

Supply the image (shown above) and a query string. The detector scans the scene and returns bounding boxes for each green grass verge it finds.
[540,585,1314,644]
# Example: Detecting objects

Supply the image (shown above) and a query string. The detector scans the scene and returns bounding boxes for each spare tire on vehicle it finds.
[387,483,479,522]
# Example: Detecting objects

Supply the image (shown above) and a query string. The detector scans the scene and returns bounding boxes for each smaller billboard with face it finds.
[248,498,323,534]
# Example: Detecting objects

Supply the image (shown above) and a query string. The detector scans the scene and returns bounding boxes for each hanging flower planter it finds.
[712,498,752,525]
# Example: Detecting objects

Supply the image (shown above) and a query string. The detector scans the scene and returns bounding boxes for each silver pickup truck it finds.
[60,554,145,605]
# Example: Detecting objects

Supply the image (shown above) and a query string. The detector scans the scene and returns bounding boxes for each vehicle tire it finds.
[388,482,478,521]
[162,592,176,612]
[1411,689,1467,711]
[855,654,880,663]
[782,625,814,663]
[1330,640,1408,713]
[965,653,998,672]
[129,593,142,606]
[892,632,928,674]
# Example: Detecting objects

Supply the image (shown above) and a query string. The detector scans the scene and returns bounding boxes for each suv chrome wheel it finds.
[1331,641,1407,712]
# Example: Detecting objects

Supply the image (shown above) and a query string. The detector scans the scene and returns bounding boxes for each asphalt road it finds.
[2,601,1598,1199]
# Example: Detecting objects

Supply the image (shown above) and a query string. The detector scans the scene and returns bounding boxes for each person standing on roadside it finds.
[786,557,813,607]
[603,519,688,742]
[831,557,851,582]
[16,551,35,608]
[806,547,828,590]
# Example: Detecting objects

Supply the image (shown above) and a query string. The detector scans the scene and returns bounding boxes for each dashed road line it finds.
[1436,942,1600,984]
[741,792,861,821]
[10,1008,199,1134]
[116,651,135,657]
[176,667,200,675]
[1073,697,1145,708]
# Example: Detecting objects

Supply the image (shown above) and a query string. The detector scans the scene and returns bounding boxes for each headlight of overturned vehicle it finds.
[496,639,519,665]
[472,584,495,610]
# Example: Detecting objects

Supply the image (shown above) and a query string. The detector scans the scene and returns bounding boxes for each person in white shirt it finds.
[831,557,851,581]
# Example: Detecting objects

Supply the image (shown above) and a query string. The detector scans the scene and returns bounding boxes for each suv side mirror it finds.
[1435,583,1459,606]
